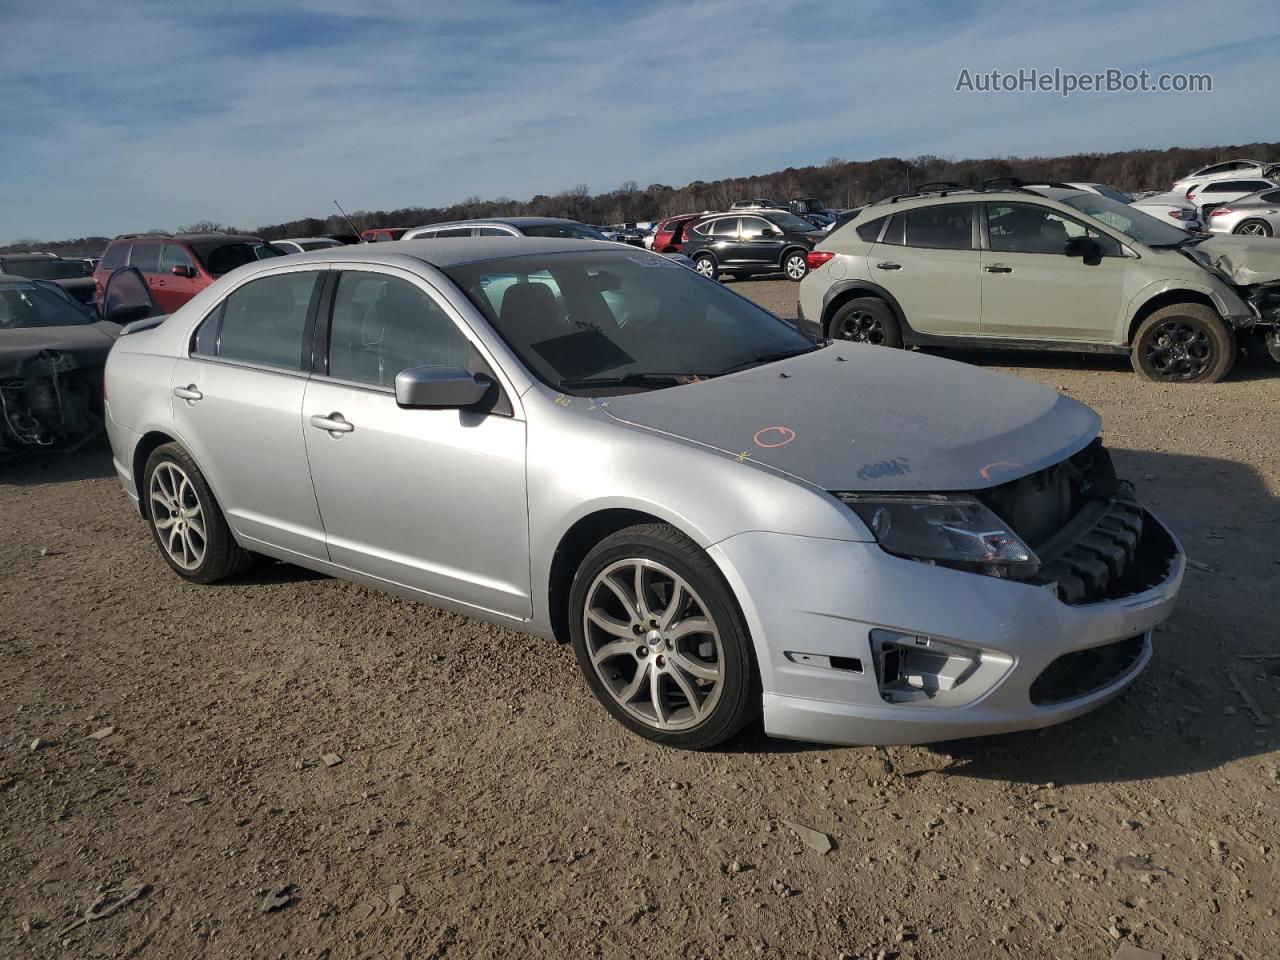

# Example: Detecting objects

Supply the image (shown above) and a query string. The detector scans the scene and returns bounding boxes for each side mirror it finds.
[394,365,491,409]
[171,265,195,278]
[1064,236,1103,266]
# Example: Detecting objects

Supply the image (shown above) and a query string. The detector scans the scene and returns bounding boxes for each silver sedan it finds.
[103,238,1184,749]
[1205,186,1280,237]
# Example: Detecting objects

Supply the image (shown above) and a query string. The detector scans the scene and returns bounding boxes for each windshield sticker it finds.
[753,426,796,449]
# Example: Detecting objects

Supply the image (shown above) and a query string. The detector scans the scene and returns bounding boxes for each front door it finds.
[737,216,786,268]
[302,267,531,619]
[170,267,328,559]
[980,202,1129,342]
[155,243,204,313]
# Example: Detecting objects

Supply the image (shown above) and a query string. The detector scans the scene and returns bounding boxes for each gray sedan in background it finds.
[1205,186,1280,237]
[102,239,1183,749]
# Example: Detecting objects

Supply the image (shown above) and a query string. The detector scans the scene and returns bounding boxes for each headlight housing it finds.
[834,493,1039,577]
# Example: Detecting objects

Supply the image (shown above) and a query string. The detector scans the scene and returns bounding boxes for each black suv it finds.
[681,210,824,282]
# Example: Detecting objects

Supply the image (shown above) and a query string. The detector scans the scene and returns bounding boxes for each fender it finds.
[819,279,909,336]
[1125,278,1253,340]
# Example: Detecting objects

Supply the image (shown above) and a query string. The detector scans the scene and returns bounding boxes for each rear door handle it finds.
[310,412,354,435]
[173,384,202,402]
[875,261,901,270]
[984,264,1013,273]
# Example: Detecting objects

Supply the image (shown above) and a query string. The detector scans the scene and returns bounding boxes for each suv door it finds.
[738,216,786,268]
[868,203,980,336]
[155,243,202,312]
[702,217,744,265]
[128,240,164,297]
[980,202,1128,342]
[171,267,328,559]
[301,267,530,618]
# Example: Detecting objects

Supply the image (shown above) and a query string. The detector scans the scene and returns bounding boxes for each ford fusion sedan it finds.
[104,238,1183,749]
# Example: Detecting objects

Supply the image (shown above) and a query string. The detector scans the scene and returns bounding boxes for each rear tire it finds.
[783,251,809,281]
[143,443,251,583]
[692,254,719,281]
[1233,219,1273,237]
[569,523,759,750]
[1130,303,1235,384]
[828,297,903,347]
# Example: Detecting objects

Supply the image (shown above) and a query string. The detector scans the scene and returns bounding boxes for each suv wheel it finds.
[569,523,758,750]
[783,251,808,281]
[1131,303,1235,384]
[1233,219,1273,237]
[692,254,718,281]
[829,297,903,348]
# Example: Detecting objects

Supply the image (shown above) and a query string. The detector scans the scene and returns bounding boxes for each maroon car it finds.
[650,214,704,254]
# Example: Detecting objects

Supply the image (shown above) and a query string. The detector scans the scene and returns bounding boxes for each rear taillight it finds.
[1209,208,1232,217]
[806,251,836,270]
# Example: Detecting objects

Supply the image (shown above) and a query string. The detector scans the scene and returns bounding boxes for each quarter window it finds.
[855,217,886,242]
[435,227,473,238]
[710,218,740,237]
[477,227,509,236]
[327,273,472,387]
[129,243,161,273]
[901,204,973,250]
[204,271,319,369]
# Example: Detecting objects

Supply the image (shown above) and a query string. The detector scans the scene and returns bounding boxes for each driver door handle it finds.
[875,261,901,270]
[310,412,354,435]
[173,384,202,402]
[984,264,1013,273]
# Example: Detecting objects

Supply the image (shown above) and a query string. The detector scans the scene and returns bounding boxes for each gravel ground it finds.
[2,278,1278,959]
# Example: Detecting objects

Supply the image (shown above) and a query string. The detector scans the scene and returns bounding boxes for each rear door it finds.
[170,266,329,560]
[301,266,531,617]
[867,203,981,336]
[128,241,165,300]
[704,217,744,266]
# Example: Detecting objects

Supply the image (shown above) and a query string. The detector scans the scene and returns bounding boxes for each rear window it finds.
[101,243,129,270]
[436,228,473,238]
[195,271,320,369]
[129,243,162,273]
[522,223,607,240]
[901,204,973,250]
[189,240,283,276]
[0,258,91,280]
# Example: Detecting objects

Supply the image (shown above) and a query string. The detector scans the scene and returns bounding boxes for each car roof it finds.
[0,252,59,260]
[118,233,263,244]
[280,237,340,243]
[411,217,586,230]
[268,236,632,269]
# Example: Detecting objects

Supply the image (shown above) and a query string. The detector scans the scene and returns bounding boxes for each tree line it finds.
[9,141,1278,257]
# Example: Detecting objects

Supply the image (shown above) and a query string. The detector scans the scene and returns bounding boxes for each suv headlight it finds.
[834,493,1039,577]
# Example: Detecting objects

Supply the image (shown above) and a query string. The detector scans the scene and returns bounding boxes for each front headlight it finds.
[834,493,1039,576]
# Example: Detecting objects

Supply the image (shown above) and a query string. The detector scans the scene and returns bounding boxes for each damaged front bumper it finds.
[710,509,1183,747]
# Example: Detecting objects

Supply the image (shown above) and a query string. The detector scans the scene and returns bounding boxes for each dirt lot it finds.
[3,279,1279,960]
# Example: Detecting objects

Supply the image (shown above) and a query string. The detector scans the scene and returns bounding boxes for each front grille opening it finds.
[1029,634,1148,705]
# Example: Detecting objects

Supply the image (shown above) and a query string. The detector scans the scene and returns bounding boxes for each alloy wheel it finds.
[1144,319,1213,381]
[582,558,724,731]
[149,461,206,570]
[694,257,715,278]
[836,308,887,345]
[1235,220,1271,237]
[785,254,807,280]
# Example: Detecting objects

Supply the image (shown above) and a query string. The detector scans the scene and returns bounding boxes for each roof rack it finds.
[113,232,174,240]
[870,181,966,206]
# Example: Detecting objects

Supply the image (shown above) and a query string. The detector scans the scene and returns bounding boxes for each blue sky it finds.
[2,0,1276,240]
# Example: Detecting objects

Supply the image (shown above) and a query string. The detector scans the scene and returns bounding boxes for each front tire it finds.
[1234,219,1273,237]
[783,251,808,282]
[1130,303,1235,384]
[569,524,759,750]
[144,443,251,583]
[692,254,719,281]
[828,296,903,347]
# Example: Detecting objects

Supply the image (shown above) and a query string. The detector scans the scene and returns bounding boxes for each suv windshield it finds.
[2,258,92,281]
[1060,194,1188,246]
[522,223,607,241]
[446,250,816,393]
[188,240,285,276]
[0,282,94,328]
[767,212,818,233]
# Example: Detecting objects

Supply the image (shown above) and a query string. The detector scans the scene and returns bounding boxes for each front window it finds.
[1,258,91,281]
[987,203,1121,256]
[1059,193,1187,246]
[0,282,94,328]
[445,250,815,394]
[521,223,607,240]
[1089,185,1133,204]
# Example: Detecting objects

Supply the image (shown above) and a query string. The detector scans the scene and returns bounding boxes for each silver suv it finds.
[798,184,1280,382]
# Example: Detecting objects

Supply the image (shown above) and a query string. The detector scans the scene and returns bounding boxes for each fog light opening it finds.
[870,629,981,703]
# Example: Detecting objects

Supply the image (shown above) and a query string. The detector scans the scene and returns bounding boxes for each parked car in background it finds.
[272,237,345,255]
[103,237,1183,749]
[730,199,778,210]
[650,214,704,254]
[360,227,410,243]
[0,253,96,306]
[1204,186,1280,237]
[93,233,284,314]
[597,224,647,246]
[799,184,1280,382]
[682,210,825,281]
[401,217,608,241]
[1128,192,1203,232]
[1186,177,1280,217]
[1172,159,1279,194]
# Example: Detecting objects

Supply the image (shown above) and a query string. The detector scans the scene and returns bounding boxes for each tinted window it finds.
[880,214,905,245]
[739,217,770,238]
[0,282,94,329]
[1261,190,1280,203]
[129,242,162,273]
[902,204,973,249]
[710,218,739,237]
[188,240,282,276]
[855,217,886,242]
[0,258,90,280]
[522,223,607,240]
[101,243,129,270]
[214,271,319,369]
[766,212,819,233]
[435,228,473,238]
[987,203,1120,256]
[160,244,196,273]
[477,227,509,237]
[192,305,220,356]
[298,240,339,251]
[328,273,472,387]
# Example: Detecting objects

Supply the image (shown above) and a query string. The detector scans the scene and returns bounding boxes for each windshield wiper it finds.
[1150,235,1202,249]
[556,372,702,390]
[717,345,821,376]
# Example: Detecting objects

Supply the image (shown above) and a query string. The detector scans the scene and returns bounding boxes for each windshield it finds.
[1089,185,1133,204]
[2,258,91,281]
[0,282,95,328]
[768,212,819,233]
[445,250,815,393]
[188,240,285,276]
[1060,193,1189,246]
[522,223,608,241]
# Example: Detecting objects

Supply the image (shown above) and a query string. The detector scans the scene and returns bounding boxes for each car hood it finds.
[0,321,120,379]
[1188,235,1280,286]
[598,346,1101,492]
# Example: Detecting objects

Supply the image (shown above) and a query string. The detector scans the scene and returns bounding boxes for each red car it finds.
[360,227,410,243]
[650,214,704,254]
[93,233,283,314]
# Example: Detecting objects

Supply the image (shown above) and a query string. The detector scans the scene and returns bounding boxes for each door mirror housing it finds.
[1064,236,1103,266]
[394,365,491,409]
[170,264,195,278]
